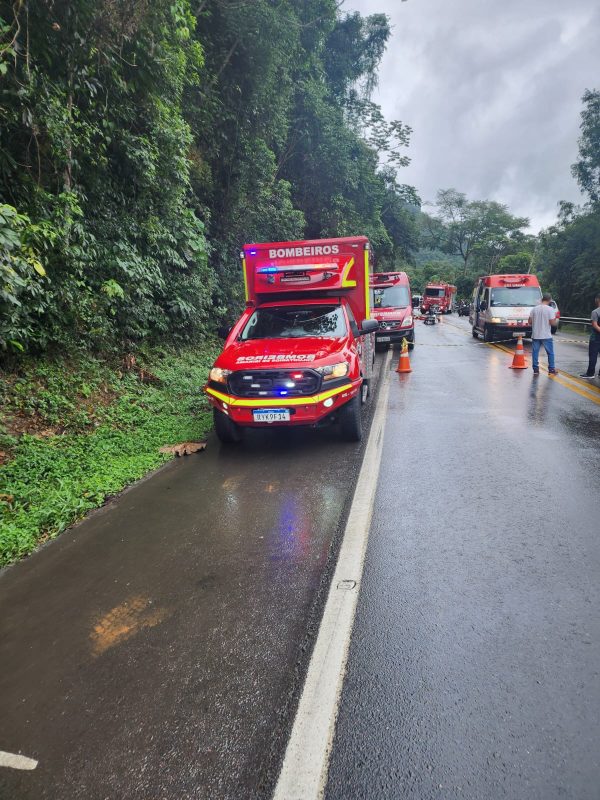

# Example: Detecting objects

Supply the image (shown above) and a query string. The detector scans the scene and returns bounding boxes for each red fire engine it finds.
[205,236,378,443]
[420,282,457,314]
[370,271,415,350]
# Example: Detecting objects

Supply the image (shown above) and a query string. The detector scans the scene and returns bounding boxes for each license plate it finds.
[378,336,391,342]
[512,331,526,337]
[252,409,290,423]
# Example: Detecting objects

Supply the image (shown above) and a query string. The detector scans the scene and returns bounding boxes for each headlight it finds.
[401,316,413,327]
[491,317,502,324]
[209,367,231,383]
[318,362,349,381]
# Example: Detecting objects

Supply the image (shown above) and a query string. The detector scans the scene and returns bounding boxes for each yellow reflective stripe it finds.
[241,256,249,302]
[205,383,354,408]
[364,248,371,319]
[341,257,356,287]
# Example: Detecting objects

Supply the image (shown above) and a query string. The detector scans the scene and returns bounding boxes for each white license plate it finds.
[512,331,526,337]
[252,409,291,423]
[378,336,391,342]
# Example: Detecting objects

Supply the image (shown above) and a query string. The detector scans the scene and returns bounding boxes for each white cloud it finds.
[345,0,600,232]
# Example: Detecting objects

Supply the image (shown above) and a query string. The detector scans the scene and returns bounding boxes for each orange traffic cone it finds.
[509,336,528,369]
[396,338,412,373]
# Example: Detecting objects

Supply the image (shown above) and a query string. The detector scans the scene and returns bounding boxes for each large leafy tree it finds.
[1,0,419,352]
[572,89,600,205]
[428,189,529,272]
[0,0,211,352]
[536,89,600,314]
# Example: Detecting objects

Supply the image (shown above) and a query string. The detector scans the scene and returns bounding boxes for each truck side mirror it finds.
[479,301,487,311]
[360,319,379,335]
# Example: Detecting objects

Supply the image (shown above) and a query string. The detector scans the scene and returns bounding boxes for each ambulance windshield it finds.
[490,286,541,307]
[373,286,410,308]
[241,305,347,339]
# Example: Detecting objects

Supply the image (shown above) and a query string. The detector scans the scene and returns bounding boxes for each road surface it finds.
[1,318,599,799]
[325,317,600,800]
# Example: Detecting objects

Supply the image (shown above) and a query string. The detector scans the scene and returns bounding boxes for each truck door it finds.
[477,288,490,329]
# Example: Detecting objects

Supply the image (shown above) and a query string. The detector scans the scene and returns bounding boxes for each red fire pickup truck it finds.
[205,236,378,443]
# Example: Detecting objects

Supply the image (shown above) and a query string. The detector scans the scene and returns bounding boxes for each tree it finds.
[572,89,600,204]
[431,189,529,272]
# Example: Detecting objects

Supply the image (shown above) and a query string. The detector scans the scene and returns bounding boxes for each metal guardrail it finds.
[559,316,592,330]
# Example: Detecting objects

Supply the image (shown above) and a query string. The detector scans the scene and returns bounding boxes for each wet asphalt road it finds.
[325,317,600,800]
[0,363,383,800]
[2,320,599,800]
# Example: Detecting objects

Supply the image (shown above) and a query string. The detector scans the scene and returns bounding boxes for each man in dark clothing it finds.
[579,294,600,379]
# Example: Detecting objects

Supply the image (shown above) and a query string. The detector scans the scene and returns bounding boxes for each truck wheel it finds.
[213,408,242,443]
[340,394,362,442]
[472,326,479,339]
[483,325,494,343]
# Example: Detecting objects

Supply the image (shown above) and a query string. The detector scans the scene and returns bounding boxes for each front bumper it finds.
[376,328,414,344]
[489,324,532,340]
[204,381,359,427]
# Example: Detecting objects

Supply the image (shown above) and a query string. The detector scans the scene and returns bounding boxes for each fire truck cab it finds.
[205,236,378,443]
[470,274,542,342]
[370,271,415,350]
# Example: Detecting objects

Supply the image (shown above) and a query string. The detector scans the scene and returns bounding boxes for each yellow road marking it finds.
[492,342,600,406]
[445,319,600,401]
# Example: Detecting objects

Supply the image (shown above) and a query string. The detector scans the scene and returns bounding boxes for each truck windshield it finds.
[241,305,347,339]
[425,288,445,297]
[373,286,410,308]
[490,287,542,307]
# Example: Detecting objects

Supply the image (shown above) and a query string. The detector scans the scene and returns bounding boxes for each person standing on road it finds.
[529,294,558,376]
[579,294,600,378]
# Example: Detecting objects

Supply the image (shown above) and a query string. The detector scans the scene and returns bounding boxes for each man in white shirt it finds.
[528,294,558,375]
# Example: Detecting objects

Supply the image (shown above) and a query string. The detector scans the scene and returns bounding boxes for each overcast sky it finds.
[346,0,599,232]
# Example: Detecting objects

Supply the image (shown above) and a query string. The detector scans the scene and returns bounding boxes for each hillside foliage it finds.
[0,0,418,356]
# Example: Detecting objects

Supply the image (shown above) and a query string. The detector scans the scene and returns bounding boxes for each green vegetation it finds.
[536,90,600,316]
[0,1,597,564]
[0,1,418,354]
[0,1,420,562]
[0,343,218,565]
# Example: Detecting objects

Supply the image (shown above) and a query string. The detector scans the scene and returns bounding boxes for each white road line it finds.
[273,350,392,800]
[0,751,38,770]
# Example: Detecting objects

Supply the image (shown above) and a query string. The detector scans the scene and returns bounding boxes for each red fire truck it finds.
[205,236,378,443]
[420,282,457,314]
[370,271,415,350]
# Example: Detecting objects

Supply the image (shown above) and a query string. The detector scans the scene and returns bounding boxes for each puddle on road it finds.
[90,595,168,657]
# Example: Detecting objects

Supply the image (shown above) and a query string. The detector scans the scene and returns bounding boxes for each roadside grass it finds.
[0,343,219,566]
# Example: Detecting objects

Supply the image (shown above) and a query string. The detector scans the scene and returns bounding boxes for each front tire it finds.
[483,325,494,343]
[339,394,362,442]
[472,326,479,339]
[213,408,242,443]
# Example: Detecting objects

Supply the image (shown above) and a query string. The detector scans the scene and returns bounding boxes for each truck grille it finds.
[229,369,321,398]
